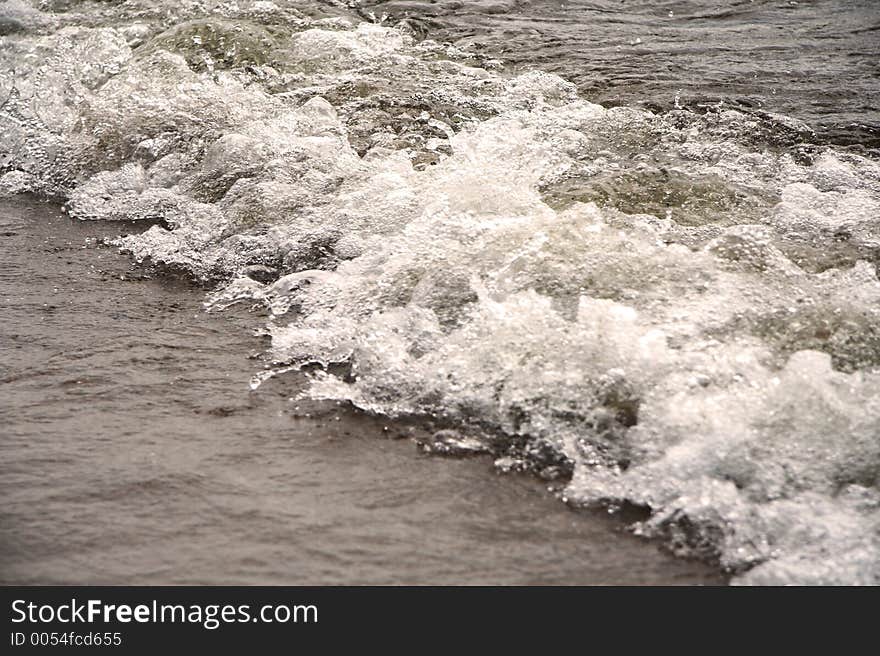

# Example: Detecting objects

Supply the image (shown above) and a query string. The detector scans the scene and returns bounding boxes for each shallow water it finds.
[1,1,878,584]
[0,197,724,584]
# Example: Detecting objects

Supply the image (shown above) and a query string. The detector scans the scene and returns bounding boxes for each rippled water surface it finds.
[1,1,878,584]
[0,197,723,584]
[358,0,880,149]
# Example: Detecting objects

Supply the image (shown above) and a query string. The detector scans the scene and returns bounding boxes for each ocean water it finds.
[1,0,878,584]
[1,197,725,584]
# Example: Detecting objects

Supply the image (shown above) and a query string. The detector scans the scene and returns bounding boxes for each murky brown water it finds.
[0,198,724,584]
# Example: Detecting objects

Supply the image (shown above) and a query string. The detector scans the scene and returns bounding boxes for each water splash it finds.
[2,0,878,584]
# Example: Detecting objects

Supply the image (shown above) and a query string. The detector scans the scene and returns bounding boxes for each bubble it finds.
[4,6,879,584]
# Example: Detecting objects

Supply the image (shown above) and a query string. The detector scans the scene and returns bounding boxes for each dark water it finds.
[0,197,723,584]
[358,0,880,149]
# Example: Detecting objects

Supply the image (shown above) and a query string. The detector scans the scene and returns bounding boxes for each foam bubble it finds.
[3,5,879,584]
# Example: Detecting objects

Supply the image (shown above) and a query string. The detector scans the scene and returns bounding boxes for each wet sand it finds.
[0,197,725,585]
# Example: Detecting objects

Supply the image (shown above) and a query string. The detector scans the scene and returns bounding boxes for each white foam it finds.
[3,9,878,584]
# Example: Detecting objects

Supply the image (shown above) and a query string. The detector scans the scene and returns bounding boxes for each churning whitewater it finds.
[1,1,878,584]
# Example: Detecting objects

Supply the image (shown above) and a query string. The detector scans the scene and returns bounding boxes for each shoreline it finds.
[0,195,726,585]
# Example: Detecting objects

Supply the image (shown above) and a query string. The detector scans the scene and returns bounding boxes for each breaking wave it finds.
[2,0,878,584]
